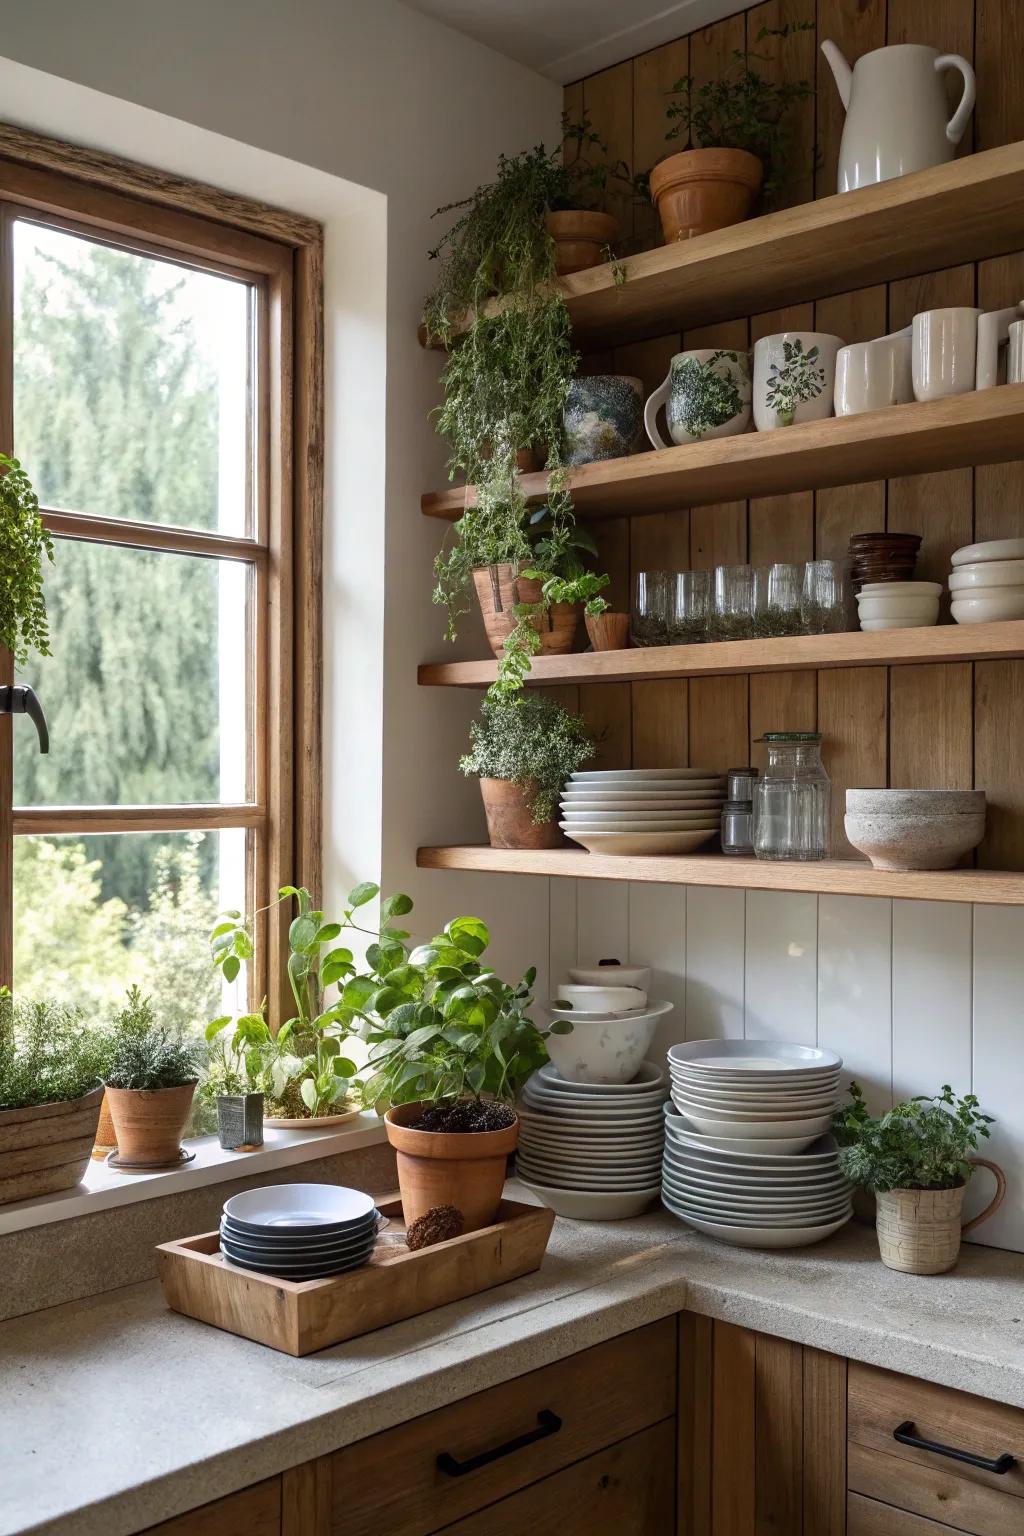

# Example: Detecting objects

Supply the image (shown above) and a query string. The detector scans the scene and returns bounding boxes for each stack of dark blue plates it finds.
[219,1183,382,1279]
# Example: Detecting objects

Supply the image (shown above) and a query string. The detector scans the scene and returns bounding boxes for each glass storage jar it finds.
[753,732,831,862]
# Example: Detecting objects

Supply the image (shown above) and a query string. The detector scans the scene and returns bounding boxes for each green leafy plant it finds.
[460,694,597,822]
[664,24,814,198]
[103,985,205,1091]
[0,988,111,1109]
[558,114,633,213]
[833,1082,995,1192]
[0,454,53,666]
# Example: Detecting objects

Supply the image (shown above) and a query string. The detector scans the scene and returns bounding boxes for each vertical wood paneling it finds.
[581,61,635,245]
[711,1321,756,1536]
[633,38,688,250]
[754,1332,804,1536]
[817,668,887,858]
[975,660,1024,869]
[748,0,817,209]
[679,1312,713,1536]
[802,1349,847,1536]
[689,674,749,773]
[889,664,973,789]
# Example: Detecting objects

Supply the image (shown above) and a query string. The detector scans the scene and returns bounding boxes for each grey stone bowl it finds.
[845,810,986,871]
[846,788,986,817]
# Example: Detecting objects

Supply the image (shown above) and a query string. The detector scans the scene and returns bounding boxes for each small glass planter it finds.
[710,564,756,641]
[800,559,846,634]
[631,570,670,647]
[216,1092,265,1150]
[753,562,804,637]
[667,570,710,644]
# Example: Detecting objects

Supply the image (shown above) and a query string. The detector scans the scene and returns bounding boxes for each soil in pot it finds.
[545,209,618,275]
[104,1080,197,1168]
[479,777,562,850]
[473,564,580,660]
[649,149,763,242]
[385,1100,519,1231]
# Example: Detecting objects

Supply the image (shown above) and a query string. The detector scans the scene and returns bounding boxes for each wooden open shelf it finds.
[418,621,1024,688]
[419,143,1024,351]
[422,387,1024,523]
[417,846,1024,905]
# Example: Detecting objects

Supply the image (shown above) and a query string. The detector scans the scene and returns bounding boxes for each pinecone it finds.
[406,1205,465,1250]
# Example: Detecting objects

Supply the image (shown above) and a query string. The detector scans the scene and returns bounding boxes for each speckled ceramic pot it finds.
[543,1007,666,1084]
[844,810,985,870]
[563,375,643,465]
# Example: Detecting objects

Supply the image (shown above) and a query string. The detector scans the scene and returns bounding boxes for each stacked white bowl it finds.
[949,538,1024,623]
[662,1041,851,1248]
[516,1061,666,1220]
[560,768,727,856]
[544,969,673,1086]
[855,581,941,630]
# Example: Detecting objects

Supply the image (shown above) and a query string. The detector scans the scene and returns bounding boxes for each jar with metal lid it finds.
[753,733,831,861]
[721,798,755,856]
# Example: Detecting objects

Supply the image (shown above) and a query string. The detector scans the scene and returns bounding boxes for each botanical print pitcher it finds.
[753,333,843,431]
[644,348,751,448]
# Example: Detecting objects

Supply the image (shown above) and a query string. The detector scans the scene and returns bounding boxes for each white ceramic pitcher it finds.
[821,41,975,192]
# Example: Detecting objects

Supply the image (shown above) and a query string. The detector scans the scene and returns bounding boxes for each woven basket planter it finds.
[875,1157,1006,1275]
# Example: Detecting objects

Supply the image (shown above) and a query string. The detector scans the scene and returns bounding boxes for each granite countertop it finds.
[4,1188,1024,1536]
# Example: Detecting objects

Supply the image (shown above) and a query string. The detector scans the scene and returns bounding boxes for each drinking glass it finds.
[800,559,845,634]
[631,570,669,647]
[755,562,803,637]
[712,564,755,641]
[667,569,710,644]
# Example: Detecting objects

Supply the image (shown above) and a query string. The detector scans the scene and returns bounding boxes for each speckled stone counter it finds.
[3,1190,1023,1536]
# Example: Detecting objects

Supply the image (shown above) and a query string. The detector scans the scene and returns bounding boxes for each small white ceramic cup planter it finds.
[753,332,843,430]
[644,348,752,447]
[834,330,913,415]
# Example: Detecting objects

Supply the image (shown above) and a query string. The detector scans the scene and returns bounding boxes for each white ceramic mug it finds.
[976,301,1024,388]
[753,332,843,431]
[912,307,981,401]
[1010,321,1024,386]
[644,348,751,448]
[834,328,913,415]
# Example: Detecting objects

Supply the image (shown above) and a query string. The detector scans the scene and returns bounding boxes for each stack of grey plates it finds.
[219,1183,382,1279]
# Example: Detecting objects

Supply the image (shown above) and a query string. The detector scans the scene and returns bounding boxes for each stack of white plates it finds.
[516,1061,666,1220]
[949,538,1024,623]
[219,1184,383,1278]
[662,1041,850,1248]
[560,769,727,855]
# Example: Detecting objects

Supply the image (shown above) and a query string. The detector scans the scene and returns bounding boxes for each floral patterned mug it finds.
[644,348,752,448]
[753,331,844,431]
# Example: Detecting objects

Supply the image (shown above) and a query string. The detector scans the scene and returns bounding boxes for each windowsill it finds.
[0,1113,388,1237]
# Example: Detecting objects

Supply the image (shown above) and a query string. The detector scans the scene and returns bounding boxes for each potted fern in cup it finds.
[460,694,597,848]
[102,987,206,1169]
[834,1082,1004,1275]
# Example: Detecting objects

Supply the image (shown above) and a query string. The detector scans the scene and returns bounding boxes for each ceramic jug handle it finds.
[936,54,976,145]
[961,1157,1007,1233]
[976,305,1024,390]
[644,375,671,451]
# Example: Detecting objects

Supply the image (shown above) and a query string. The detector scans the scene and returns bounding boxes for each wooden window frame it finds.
[0,123,323,1028]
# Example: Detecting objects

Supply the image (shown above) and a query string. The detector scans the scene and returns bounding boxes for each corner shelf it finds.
[419,142,1024,351]
[417,846,1024,906]
[422,387,1024,523]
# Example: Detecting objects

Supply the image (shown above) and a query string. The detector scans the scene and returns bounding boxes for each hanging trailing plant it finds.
[0,454,53,666]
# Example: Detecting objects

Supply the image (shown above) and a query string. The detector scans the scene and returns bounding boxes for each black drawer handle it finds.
[437,1409,562,1477]
[894,1420,1017,1474]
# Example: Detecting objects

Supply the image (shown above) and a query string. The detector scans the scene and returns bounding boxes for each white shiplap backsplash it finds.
[546,881,1023,1254]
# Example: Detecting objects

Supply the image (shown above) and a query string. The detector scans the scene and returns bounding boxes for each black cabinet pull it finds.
[437,1409,562,1477]
[893,1419,1017,1474]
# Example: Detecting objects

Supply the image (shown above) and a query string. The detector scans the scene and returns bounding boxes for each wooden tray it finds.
[156,1196,555,1356]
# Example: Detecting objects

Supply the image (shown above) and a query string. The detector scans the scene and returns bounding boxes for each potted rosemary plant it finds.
[648,24,813,242]
[459,693,597,848]
[102,986,205,1169]
[834,1082,1004,1275]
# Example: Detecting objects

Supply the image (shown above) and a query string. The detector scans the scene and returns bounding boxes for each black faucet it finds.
[0,685,49,753]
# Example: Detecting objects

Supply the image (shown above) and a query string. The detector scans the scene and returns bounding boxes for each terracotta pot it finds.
[545,209,618,275]
[0,1085,103,1205]
[103,1081,197,1168]
[384,1102,519,1232]
[479,777,561,850]
[93,1089,117,1154]
[472,564,580,659]
[649,149,763,242]
[586,611,630,651]
[875,1158,1006,1275]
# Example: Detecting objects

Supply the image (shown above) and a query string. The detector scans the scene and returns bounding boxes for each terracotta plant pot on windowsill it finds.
[479,777,561,850]
[472,564,580,659]
[545,209,619,275]
[649,148,763,242]
[384,1101,519,1232]
[103,1080,198,1169]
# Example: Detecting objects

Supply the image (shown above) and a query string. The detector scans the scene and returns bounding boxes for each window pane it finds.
[13,220,252,535]
[13,543,250,807]
[12,828,246,1032]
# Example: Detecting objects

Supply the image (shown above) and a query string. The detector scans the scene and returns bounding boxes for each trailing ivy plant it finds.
[663,23,814,199]
[459,693,597,822]
[832,1081,995,1192]
[0,454,53,666]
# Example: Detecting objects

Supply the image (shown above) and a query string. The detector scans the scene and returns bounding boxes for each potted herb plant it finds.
[102,986,205,1169]
[199,1019,270,1150]
[460,694,597,849]
[0,990,111,1204]
[209,886,362,1126]
[343,897,549,1230]
[0,453,53,667]
[648,24,813,242]
[549,114,632,275]
[834,1082,1005,1275]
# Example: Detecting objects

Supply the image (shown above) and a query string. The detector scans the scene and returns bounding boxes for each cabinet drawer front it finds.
[849,1490,957,1534]
[140,1480,281,1536]
[431,1420,676,1535]
[849,1441,1022,1535]
[849,1361,1024,1506]
[327,1318,677,1536]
